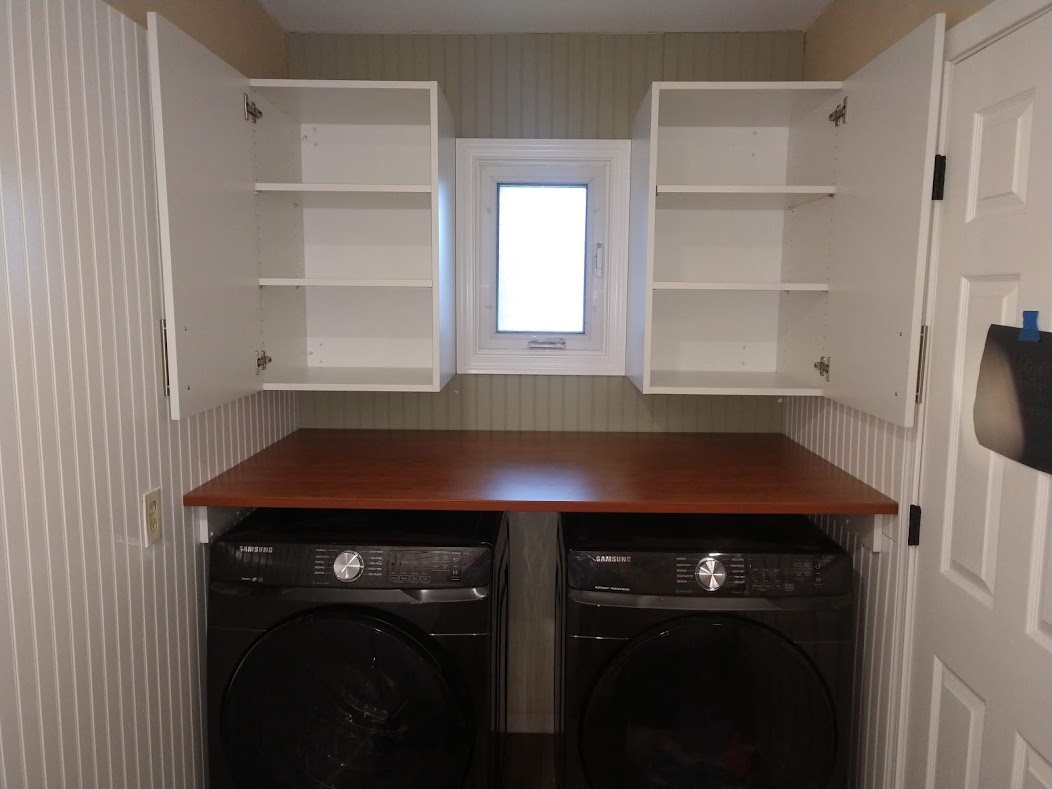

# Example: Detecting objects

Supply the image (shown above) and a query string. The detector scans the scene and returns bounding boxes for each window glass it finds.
[496,184,588,334]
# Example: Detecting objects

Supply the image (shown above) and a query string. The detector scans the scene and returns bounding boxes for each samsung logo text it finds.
[237,546,274,554]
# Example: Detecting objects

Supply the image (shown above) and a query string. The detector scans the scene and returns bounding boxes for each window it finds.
[456,139,630,375]
[497,184,588,334]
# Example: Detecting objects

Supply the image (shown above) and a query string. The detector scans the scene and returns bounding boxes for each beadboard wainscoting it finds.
[288,30,804,138]
[0,3,297,788]
[784,397,916,789]
[300,375,785,432]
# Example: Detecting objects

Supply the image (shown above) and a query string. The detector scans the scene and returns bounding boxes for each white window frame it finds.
[456,139,630,375]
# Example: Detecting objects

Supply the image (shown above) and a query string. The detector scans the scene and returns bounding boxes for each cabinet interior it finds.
[247,81,446,391]
[635,82,843,396]
[260,286,435,390]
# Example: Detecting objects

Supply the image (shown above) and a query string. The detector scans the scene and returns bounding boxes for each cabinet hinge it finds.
[908,504,922,546]
[814,356,831,382]
[932,155,947,200]
[159,318,171,397]
[244,93,262,123]
[915,324,929,404]
[828,96,848,127]
[256,350,272,373]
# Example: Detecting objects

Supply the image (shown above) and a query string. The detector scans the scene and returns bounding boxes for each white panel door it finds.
[906,11,1052,788]
[826,15,945,428]
[146,13,259,419]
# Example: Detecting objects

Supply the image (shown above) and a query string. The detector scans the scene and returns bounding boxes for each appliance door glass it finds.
[581,614,837,789]
[222,610,472,789]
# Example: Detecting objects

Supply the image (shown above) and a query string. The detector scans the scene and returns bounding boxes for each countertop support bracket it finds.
[196,506,254,544]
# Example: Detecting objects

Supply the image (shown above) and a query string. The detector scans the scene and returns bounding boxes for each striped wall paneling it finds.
[288,31,805,140]
[300,375,785,432]
[0,2,296,787]
[784,398,916,789]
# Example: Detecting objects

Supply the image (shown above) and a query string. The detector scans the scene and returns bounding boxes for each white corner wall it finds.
[0,2,296,787]
[784,397,916,789]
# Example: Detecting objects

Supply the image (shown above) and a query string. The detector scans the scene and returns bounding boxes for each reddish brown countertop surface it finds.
[183,429,897,515]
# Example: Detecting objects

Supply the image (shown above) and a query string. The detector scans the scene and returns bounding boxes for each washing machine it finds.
[207,508,509,789]
[556,513,855,789]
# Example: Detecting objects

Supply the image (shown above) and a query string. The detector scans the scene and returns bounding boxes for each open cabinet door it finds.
[147,13,259,420]
[825,15,945,428]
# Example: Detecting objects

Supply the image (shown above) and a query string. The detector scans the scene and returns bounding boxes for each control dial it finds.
[333,550,364,583]
[695,557,727,592]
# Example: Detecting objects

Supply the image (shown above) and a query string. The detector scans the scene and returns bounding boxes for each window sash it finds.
[455,138,630,376]
[477,163,608,354]
[495,183,590,336]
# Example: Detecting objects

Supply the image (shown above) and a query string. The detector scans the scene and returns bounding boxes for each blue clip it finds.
[1020,311,1040,342]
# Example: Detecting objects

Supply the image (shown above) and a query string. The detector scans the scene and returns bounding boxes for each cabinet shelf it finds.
[254,183,433,210]
[261,366,436,392]
[648,370,824,397]
[255,182,432,194]
[656,185,836,210]
[656,82,844,127]
[259,278,432,288]
[651,282,829,292]
[248,79,434,125]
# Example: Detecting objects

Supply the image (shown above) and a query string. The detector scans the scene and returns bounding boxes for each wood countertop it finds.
[183,429,898,515]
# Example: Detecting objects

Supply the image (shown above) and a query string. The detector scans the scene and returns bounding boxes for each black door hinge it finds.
[907,504,922,546]
[932,155,947,200]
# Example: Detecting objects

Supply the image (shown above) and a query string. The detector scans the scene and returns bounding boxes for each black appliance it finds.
[208,509,509,789]
[556,513,855,789]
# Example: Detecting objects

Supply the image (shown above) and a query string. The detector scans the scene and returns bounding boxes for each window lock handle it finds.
[527,338,568,350]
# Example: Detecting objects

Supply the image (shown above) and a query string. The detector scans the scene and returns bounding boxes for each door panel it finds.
[907,10,1052,788]
[146,13,259,419]
[1034,488,1052,646]
[580,615,839,789]
[222,611,472,789]
[969,90,1035,219]
[1013,735,1052,789]
[943,276,1019,603]
[826,15,945,427]
[926,658,986,789]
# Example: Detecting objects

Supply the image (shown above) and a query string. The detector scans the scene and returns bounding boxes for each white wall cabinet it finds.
[627,15,945,427]
[147,13,455,419]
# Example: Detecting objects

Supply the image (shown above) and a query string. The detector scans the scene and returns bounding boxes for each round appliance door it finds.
[221,609,473,789]
[581,614,838,789]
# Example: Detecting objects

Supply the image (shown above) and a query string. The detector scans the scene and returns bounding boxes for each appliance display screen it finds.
[388,550,462,583]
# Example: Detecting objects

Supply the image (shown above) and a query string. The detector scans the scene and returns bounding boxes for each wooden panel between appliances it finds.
[183,429,897,514]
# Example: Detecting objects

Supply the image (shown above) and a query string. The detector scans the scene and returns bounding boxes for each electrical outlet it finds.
[143,488,162,547]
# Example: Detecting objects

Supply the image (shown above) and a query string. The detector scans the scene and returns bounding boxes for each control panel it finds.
[210,541,492,589]
[569,550,851,597]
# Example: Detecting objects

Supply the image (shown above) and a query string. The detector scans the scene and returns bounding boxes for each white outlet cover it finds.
[143,488,162,547]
